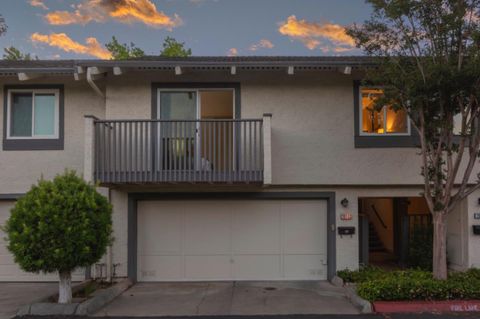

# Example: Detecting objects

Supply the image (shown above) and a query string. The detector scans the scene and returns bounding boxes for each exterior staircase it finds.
[369,222,386,252]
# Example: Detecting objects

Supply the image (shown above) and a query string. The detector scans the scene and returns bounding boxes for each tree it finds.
[347,0,480,279]
[105,36,145,60]
[160,36,192,57]
[4,171,112,303]
[0,15,6,36]
[3,46,37,60]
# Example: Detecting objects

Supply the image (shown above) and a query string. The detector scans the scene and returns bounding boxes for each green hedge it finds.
[407,224,433,270]
[337,266,388,283]
[337,267,480,301]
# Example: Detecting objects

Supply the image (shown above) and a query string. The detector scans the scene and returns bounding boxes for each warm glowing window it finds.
[361,88,409,135]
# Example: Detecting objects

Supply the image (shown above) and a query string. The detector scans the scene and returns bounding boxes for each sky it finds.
[0,0,374,59]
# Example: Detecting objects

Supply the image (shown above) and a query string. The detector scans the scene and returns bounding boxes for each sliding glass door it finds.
[156,89,235,178]
[158,91,198,171]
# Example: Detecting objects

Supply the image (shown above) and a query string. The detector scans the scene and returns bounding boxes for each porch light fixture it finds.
[340,198,349,208]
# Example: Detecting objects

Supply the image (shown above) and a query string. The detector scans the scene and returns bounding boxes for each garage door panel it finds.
[232,202,281,254]
[184,205,231,255]
[283,201,327,255]
[284,254,326,280]
[233,255,281,280]
[137,199,328,281]
[0,253,15,265]
[138,255,182,281]
[0,244,11,255]
[185,255,231,280]
[138,202,182,255]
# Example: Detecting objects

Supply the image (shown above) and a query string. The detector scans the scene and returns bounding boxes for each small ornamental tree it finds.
[4,171,112,303]
[347,0,480,279]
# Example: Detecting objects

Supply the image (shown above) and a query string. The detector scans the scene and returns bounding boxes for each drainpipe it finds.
[106,187,113,282]
[84,68,109,280]
[86,67,106,98]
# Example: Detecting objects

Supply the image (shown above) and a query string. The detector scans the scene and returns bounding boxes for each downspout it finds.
[85,67,109,279]
[86,67,105,98]
[107,187,113,282]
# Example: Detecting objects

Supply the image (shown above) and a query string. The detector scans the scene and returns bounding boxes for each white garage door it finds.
[137,199,328,281]
[0,201,85,282]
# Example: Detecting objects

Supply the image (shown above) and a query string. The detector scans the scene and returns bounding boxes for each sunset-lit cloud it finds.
[227,48,238,56]
[45,0,182,29]
[31,32,112,59]
[249,39,274,51]
[278,15,355,52]
[30,0,48,10]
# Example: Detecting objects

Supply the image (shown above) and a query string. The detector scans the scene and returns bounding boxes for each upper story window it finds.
[3,85,64,151]
[360,87,410,136]
[7,89,59,139]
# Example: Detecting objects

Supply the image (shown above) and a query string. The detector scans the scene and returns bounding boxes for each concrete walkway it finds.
[0,283,57,319]
[95,281,360,316]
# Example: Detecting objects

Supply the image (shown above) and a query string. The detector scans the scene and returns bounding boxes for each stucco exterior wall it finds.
[109,185,434,278]
[0,77,105,194]
[105,71,425,186]
[1,71,478,279]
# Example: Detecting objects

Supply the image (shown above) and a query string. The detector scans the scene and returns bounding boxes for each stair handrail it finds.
[371,204,387,229]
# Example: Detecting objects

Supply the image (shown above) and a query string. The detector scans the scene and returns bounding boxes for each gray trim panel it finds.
[0,193,24,200]
[353,80,419,148]
[127,191,336,282]
[3,84,65,151]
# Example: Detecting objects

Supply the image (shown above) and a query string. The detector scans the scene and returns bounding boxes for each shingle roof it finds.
[0,56,377,74]
[0,60,75,73]
[77,56,377,67]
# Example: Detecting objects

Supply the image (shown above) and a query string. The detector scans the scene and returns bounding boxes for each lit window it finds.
[7,89,59,139]
[361,88,409,135]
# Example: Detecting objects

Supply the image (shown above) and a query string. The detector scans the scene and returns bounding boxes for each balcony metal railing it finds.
[93,119,264,184]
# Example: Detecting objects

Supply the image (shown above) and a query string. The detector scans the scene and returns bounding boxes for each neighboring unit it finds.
[0,57,478,282]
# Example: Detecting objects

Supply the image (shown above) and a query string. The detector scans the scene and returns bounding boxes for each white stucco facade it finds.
[0,66,478,281]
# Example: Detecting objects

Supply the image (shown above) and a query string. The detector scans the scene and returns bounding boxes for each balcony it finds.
[83,116,272,185]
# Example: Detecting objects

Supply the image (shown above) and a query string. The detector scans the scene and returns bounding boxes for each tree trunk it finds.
[58,270,72,304]
[432,212,448,280]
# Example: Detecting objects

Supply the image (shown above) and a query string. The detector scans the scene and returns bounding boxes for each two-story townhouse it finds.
[0,57,478,283]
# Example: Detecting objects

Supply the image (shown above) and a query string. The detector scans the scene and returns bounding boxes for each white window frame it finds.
[6,89,60,140]
[359,86,411,136]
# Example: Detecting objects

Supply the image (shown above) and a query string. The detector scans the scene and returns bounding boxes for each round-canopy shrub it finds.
[4,171,112,302]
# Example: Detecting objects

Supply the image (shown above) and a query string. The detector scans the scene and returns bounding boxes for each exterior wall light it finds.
[341,198,349,208]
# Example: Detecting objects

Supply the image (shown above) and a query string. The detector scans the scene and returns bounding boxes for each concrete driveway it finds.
[95,281,360,316]
[0,283,57,319]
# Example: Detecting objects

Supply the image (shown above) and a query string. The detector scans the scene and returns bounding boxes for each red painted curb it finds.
[373,300,480,313]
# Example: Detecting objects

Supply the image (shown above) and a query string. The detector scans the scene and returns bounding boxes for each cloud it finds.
[45,0,182,29]
[278,15,355,52]
[30,0,48,10]
[227,48,238,56]
[249,39,274,51]
[31,32,112,59]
